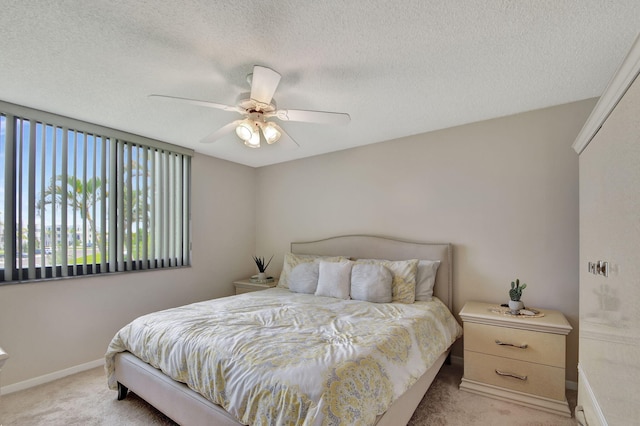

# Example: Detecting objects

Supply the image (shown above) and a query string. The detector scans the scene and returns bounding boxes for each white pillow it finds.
[315,260,352,300]
[415,260,441,301]
[289,262,320,294]
[277,253,347,288]
[350,263,392,303]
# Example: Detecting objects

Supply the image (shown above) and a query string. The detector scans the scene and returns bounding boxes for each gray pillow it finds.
[350,263,393,303]
[415,260,441,301]
[289,262,320,294]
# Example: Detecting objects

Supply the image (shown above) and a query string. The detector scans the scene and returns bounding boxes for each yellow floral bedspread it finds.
[105,288,461,425]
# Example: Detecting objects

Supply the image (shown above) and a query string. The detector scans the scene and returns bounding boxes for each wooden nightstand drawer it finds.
[464,322,565,367]
[464,351,566,401]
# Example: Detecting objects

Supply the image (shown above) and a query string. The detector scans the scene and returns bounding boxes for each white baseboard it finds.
[1,358,104,395]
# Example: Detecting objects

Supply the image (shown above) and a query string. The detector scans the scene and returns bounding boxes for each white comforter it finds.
[105,288,461,425]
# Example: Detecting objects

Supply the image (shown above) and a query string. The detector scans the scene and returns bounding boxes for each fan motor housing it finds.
[236,93,277,114]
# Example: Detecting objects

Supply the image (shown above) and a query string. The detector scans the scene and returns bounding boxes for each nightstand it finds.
[233,279,277,295]
[459,301,572,417]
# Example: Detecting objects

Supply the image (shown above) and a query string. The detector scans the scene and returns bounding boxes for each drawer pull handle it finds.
[495,369,527,381]
[495,339,528,349]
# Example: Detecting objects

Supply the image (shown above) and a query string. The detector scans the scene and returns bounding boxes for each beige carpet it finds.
[1,363,577,425]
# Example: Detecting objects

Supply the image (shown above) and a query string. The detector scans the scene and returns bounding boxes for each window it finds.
[0,100,192,283]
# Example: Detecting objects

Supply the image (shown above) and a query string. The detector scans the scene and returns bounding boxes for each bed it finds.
[105,235,462,425]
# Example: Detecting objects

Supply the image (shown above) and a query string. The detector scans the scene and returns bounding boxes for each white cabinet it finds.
[0,346,8,394]
[573,35,640,426]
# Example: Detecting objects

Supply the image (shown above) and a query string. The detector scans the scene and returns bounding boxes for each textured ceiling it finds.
[0,1,638,167]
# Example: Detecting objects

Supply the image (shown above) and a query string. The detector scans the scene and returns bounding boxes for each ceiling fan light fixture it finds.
[261,122,281,144]
[152,65,349,149]
[235,120,254,141]
[244,128,261,148]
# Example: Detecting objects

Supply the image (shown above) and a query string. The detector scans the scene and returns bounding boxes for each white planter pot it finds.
[508,300,524,313]
[257,272,267,281]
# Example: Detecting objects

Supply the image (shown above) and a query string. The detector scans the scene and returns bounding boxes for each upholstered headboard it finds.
[291,235,453,311]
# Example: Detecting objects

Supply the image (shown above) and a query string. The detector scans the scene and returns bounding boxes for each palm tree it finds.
[120,187,150,260]
[37,176,104,252]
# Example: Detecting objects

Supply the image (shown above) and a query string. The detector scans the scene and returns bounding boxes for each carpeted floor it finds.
[1,363,577,425]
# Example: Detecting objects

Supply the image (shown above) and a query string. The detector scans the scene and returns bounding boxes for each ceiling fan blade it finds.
[149,94,243,114]
[275,124,300,150]
[270,109,351,125]
[249,66,281,105]
[200,120,241,144]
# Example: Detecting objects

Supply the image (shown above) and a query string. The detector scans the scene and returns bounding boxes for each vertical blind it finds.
[0,101,192,283]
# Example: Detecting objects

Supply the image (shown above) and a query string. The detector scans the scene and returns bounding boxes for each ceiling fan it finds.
[149,65,351,149]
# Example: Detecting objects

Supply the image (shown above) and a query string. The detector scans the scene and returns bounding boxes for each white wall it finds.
[256,99,597,382]
[0,153,256,388]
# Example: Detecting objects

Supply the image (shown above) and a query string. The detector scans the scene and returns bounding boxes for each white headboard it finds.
[291,235,453,311]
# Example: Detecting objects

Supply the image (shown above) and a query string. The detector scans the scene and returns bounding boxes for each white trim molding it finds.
[573,33,640,154]
[0,346,8,395]
[577,363,608,426]
[0,346,8,371]
[1,358,104,395]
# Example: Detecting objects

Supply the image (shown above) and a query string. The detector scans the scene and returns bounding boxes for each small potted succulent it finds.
[253,255,273,281]
[508,278,527,313]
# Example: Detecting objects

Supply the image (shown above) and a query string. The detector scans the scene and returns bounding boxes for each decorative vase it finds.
[257,272,267,281]
[508,300,524,314]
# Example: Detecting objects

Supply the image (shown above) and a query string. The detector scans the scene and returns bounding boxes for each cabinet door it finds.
[579,74,640,425]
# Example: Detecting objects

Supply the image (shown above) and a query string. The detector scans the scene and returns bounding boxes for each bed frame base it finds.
[115,352,241,425]
[375,350,449,426]
[115,350,450,426]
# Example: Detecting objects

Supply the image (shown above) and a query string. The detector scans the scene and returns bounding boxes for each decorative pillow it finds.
[350,263,393,303]
[354,258,419,303]
[415,260,441,301]
[277,253,347,288]
[289,262,320,294]
[315,260,352,300]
